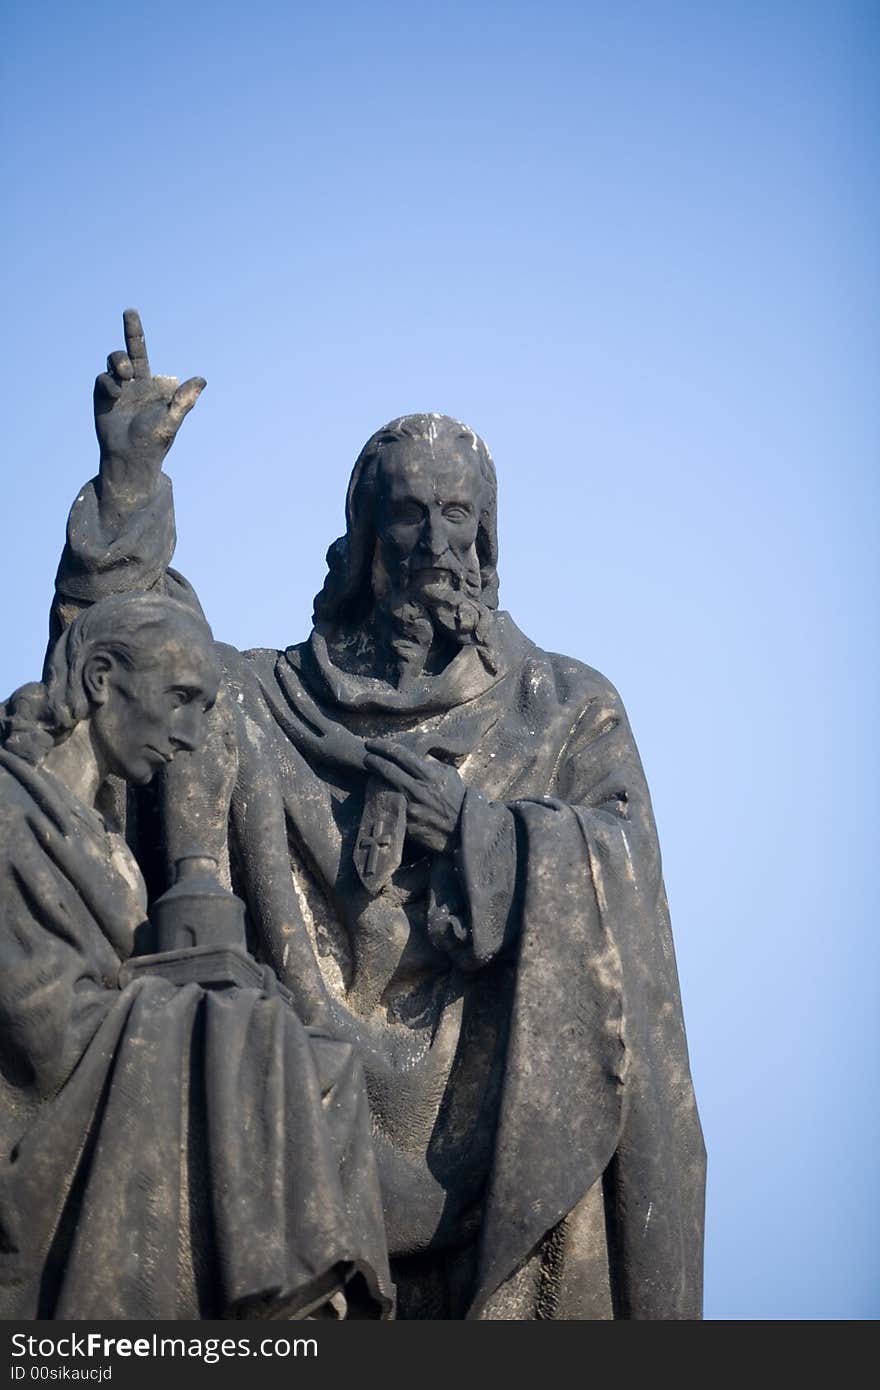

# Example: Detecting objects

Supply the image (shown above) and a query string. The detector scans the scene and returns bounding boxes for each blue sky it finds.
[2,1,878,1318]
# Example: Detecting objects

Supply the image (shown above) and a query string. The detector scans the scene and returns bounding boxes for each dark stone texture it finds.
[3,310,705,1320]
[0,590,391,1319]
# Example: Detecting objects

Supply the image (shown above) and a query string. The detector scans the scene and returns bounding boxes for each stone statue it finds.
[0,592,392,1319]
[47,310,705,1319]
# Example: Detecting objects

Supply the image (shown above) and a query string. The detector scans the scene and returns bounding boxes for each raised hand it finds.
[94,309,206,501]
[363,740,466,854]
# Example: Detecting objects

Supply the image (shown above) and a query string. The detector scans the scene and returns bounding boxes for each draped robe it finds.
[0,748,392,1319]
[49,471,706,1319]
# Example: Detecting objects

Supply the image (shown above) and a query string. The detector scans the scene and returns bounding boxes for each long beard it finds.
[373,547,497,688]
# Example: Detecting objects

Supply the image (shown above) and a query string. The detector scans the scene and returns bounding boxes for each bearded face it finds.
[371,438,496,683]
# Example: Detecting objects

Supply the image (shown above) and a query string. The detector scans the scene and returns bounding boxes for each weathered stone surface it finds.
[0,591,391,1319]
[2,310,705,1320]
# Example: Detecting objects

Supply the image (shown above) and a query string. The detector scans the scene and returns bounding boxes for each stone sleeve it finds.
[48,472,205,649]
[426,786,519,969]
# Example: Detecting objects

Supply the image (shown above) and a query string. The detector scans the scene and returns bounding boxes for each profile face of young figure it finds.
[86,635,220,785]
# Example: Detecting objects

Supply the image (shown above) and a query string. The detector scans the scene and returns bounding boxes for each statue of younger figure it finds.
[50,311,705,1319]
[0,593,392,1320]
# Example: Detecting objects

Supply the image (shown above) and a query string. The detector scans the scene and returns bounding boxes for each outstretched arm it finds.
[51,310,206,643]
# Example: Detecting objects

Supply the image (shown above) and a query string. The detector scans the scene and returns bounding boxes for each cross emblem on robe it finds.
[354,783,408,895]
[358,819,393,880]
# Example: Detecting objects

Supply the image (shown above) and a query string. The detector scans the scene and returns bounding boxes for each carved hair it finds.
[313,413,500,628]
[0,593,214,765]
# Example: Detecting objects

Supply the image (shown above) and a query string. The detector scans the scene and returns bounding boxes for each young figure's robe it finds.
[0,748,392,1319]
[49,470,706,1319]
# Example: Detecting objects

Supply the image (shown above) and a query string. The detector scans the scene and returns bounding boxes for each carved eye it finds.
[392,504,424,525]
[170,688,193,707]
[443,506,470,522]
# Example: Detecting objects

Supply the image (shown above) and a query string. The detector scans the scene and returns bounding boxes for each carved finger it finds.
[94,372,122,403]
[364,739,430,781]
[107,350,134,382]
[285,693,331,740]
[363,752,421,799]
[123,308,151,379]
[167,376,207,428]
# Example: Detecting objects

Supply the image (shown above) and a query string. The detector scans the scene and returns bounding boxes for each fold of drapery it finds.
[469,797,704,1319]
[48,462,706,1318]
[0,751,393,1320]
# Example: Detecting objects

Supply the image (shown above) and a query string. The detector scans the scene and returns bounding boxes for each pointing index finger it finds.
[123,308,151,379]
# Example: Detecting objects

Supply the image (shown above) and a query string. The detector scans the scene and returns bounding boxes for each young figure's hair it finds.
[0,593,214,764]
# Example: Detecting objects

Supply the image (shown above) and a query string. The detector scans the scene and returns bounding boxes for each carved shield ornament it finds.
[354,781,408,894]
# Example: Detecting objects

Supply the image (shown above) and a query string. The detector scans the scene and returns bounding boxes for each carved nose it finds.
[170,731,197,753]
[170,708,203,753]
[423,509,448,557]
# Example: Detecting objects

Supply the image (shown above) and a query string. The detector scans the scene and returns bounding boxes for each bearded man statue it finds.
[48,310,706,1319]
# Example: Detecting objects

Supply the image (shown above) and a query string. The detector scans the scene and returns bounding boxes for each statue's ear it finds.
[82,652,114,707]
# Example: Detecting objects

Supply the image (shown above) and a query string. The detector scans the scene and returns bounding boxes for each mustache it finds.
[398,548,480,594]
